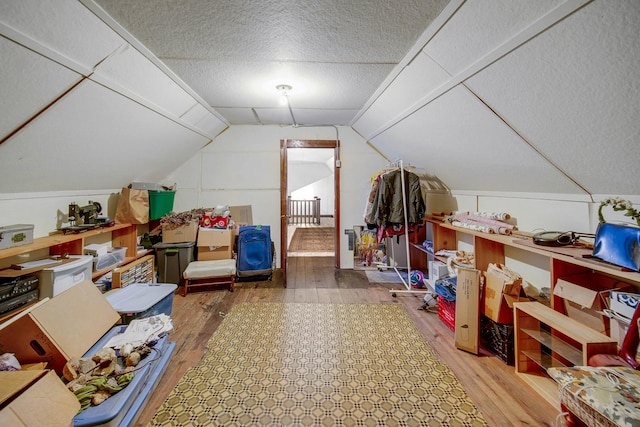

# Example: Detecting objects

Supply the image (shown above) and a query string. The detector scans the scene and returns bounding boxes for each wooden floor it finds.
[134,257,560,427]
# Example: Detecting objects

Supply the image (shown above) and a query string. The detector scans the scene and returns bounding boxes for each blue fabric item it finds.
[434,276,457,302]
[237,225,272,273]
[592,223,640,271]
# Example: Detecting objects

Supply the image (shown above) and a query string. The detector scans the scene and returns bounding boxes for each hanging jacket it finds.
[370,169,425,227]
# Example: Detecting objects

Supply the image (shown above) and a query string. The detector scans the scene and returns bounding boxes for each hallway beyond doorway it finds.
[287,216,335,257]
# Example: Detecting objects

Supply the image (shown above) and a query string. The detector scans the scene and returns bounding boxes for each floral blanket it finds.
[548,366,640,427]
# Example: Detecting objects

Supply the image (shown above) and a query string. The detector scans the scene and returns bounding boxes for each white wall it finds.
[292,176,334,216]
[0,191,120,239]
[162,125,388,269]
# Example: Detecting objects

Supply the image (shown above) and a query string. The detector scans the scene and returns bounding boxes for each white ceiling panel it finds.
[466,0,640,196]
[93,0,448,63]
[214,108,260,125]
[352,51,451,138]
[0,80,210,193]
[254,108,299,126]
[370,86,585,194]
[191,111,228,138]
[90,0,450,125]
[424,0,562,75]
[163,59,393,111]
[91,44,199,118]
[0,37,81,141]
[292,109,360,127]
[0,0,124,70]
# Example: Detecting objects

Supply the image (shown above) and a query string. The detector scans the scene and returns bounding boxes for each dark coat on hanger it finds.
[369,169,425,227]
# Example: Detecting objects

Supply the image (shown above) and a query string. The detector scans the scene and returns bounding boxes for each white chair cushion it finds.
[183,259,236,279]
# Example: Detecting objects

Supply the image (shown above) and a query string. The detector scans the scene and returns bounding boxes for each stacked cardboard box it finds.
[197,228,234,261]
[162,220,198,244]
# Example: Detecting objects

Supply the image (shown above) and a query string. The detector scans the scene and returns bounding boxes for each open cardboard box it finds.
[0,369,79,426]
[482,264,529,324]
[553,273,612,334]
[197,227,234,260]
[0,280,120,374]
[162,220,198,243]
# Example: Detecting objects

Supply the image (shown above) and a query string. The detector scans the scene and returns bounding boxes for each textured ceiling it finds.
[91,0,450,125]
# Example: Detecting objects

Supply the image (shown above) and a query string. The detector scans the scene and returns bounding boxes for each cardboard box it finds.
[0,370,80,426]
[162,221,198,243]
[230,205,253,226]
[0,280,120,374]
[482,264,527,324]
[197,228,233,260]
[553,273,612,334]
[454,268,481,354]
[610,291,640,320]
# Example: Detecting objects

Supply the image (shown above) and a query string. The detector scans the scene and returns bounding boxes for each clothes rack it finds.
[383,160,431,298]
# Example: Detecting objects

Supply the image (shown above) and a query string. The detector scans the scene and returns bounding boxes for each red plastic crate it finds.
[437,295,456,332]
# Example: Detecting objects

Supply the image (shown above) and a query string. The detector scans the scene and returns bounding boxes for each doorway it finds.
[280,139,340,285]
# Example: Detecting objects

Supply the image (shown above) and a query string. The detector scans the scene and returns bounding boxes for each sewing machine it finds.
[60,202,113,234]
[68,201,102,226]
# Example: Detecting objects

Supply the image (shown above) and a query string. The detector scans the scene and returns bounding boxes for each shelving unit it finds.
[416,217,640,404]
[111,254,154,288]
[418,218,640,290]
[0,223,150,316]
[513,301,617,407]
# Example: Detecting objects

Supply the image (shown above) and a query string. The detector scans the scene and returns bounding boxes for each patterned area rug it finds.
[288,227,335,252]
[149,303,487,426]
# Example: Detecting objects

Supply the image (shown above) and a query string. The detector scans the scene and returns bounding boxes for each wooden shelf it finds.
[418,217,637,407]
[520,350,569,371]
[0,223,147,322]
[427,219,640,286]
[0,224,134,259]
[520,328,583,366]
[514,301,617,407]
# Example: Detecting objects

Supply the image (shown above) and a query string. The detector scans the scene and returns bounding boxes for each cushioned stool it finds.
[182,259,236,296]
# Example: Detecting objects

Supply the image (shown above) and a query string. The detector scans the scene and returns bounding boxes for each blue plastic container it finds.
[106,283,177,324]
[73,325,175,427]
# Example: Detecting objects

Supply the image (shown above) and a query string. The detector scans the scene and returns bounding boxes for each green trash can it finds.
[149,190,176,220]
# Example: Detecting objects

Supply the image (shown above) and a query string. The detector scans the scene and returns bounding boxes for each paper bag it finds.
[115,187,149,224]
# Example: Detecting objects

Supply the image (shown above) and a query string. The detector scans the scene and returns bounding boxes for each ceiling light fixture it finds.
[276,84,292,106]
[276,84,298,127]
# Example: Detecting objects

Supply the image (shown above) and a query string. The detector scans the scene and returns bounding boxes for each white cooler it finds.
[38,255,93,298]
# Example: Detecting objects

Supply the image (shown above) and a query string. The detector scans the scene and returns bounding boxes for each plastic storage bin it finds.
[153,241,195,286]
[106,283,177,324]
[148,190,176,220]
[38,255,93,298]
[73,325,175,427]
[93,247,127,271]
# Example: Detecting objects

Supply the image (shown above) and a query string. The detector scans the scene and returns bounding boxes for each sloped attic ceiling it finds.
[88,0,451,126]
[0,1,638,199]
[0,1,228,194]
[353,0,640,199]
